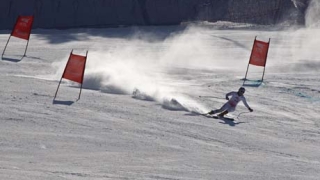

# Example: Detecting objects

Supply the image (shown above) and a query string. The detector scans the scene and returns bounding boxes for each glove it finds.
[248,108,253,112]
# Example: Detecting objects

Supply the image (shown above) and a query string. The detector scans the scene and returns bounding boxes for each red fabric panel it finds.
[62,54,87,84]
[11,16,34,40]
[249,39,269,67]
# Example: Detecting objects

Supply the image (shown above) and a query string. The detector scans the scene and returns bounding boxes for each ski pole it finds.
[236,112,250,119]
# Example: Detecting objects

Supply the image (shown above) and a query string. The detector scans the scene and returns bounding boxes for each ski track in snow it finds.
[0,24,320,180]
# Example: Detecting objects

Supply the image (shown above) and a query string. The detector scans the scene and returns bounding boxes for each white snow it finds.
[0,23,319,179]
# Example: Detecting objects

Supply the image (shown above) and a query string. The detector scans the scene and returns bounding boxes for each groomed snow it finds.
[0,23,319,179]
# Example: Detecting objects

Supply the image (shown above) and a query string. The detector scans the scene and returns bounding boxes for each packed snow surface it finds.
[0,23,319,179]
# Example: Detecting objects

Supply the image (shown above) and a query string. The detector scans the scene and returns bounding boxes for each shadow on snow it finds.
[185,112,245,127]
[52,99,75,106]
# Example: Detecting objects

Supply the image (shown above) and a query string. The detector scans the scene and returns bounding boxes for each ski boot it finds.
[207,110,218,115]
[217,111,228,118]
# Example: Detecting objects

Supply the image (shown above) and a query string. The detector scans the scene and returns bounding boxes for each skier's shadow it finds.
[185,113,245,126]
[218,119,245,126]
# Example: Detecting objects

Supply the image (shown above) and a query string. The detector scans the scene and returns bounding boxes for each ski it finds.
[211,115,234,121]
[201,114,235,121]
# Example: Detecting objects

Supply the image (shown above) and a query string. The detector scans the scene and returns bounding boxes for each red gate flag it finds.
[243,37,271,84]
[54,50,88,101]
[249,39,270,67]
[2,15,34,58]
[62,53,87,84]
[11,16,34,40]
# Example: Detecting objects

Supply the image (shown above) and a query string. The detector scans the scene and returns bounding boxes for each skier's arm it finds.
[242,97,253,112]
[225,92,233,100]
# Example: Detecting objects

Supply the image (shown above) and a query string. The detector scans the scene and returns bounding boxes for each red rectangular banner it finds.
[249,39,269,67]
[62,53,87,84]
[11,16,34,40]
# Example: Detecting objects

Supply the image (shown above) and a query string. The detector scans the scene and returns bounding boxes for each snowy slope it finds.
[0,23,320,180]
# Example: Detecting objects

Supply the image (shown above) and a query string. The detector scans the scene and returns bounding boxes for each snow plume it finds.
[281,0,320,72]
[159,27,217,69]
[291,0,308,9]
[57,30,212,113]
[282,27,320,72]
[305,0,320,28]
[276,1,320,72]
[83,46,160,95]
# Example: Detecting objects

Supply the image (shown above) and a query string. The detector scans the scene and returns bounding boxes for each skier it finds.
[207,87,253,117]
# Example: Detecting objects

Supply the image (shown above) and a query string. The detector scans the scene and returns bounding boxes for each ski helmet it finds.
[238,87,245,93]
